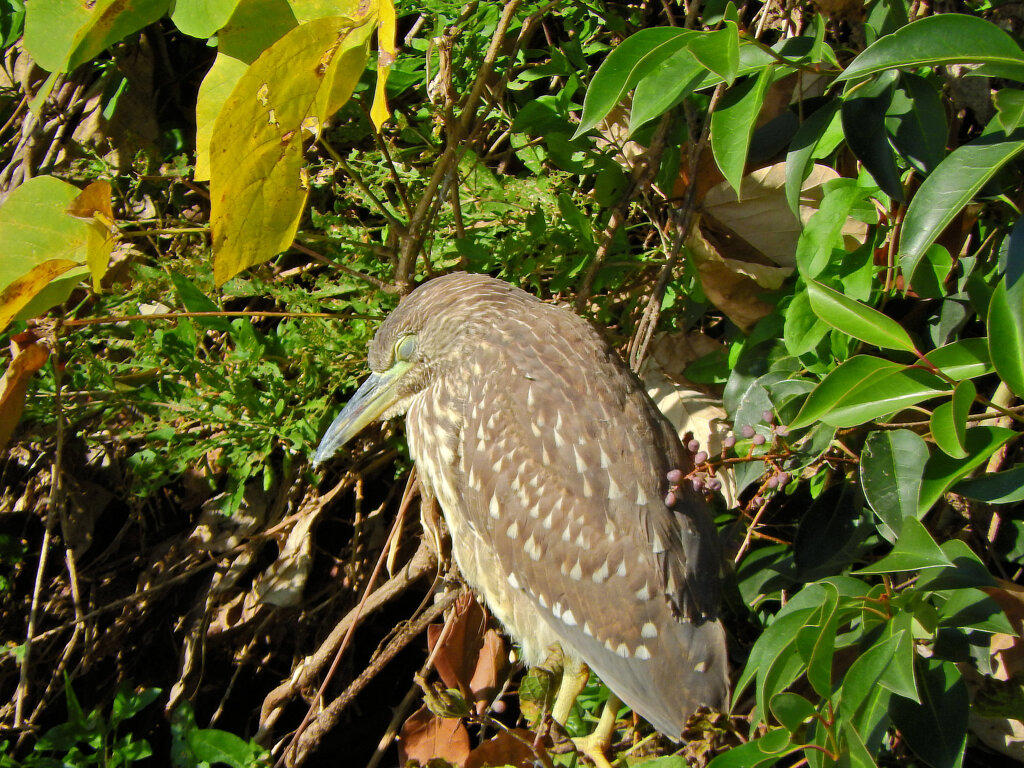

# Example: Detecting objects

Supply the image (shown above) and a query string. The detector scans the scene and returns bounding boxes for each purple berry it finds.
[774,425,790,437]
[751,495,763,507]
[690,477,704,492]
[740,425,755,438]
[694,451,708,465]
[762,409,774,423]
[665,491,677,507]
[687,439,701,453]
[707,478,722,491]
[722,435,736,449]
[666,468,683,484]
[766,475,779,489]
[777,472,791,487]
[752,433,766,446]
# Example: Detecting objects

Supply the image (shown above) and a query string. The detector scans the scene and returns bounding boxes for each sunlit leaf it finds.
[806,280,917,353]
[854,516,952,574]
[861,429,928,540]
[711,66,774,195]
[988,276,1024,398]
[919,426,1017,513]
[836,14,1024,84]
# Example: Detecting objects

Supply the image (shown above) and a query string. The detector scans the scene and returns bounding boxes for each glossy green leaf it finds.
[810,363,947,428]
[705,733,791,768]
[899,129,1024,280]
[840,631,903,716]
[629,46,706,134]
[995,88,1024,135]
[860,429,928,540]
[24,0,170,73]
[710,65,773,194]
[842,720,880,768]
[836,14,1024,84]
[854,516,953,574]
[930,379,975,458]
[878,615,919,701]
[734,607,815,701]
[794,180,868,278]
[887,73,948,175]
[791,356,899,429]
[938,588,1015,634]
[770,692,817,733]
[841,70,903,201]
[923,338,993,380]
[171,0,241,37]
[807,281,918,353]
[785,101,841,215]
[689,23,740,84]
[783,289,829,356]
[919,426,1017,513]
[804,583,840,697]
[890,658,968,768]
[575,28,693,137]
[955,463,1024,503]
[988,277,1024,398]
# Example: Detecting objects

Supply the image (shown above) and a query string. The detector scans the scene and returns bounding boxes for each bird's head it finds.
[313,273,517,465]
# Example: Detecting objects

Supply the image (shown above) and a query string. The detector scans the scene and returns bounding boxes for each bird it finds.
[314,272,728,741]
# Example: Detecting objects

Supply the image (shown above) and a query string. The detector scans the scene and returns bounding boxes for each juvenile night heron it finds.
[314,272,728,740]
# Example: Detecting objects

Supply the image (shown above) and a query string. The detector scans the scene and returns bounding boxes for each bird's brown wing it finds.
[450,308,728,737]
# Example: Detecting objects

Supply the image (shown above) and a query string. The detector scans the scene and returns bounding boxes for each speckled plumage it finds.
[318,272,728,738]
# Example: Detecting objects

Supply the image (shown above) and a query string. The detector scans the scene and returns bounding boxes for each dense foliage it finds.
[1,0,1023,766]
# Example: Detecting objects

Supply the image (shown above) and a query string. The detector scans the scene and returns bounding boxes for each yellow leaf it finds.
[371,0,397,131]
[0,334,51,451]
[67,180,117,291]
[210,12,375,285]
[0,261,82,333]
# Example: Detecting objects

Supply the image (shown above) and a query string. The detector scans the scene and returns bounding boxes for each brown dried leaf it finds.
[0,333,50,451]
[465,729,541,768]
[399,705,471,767]
[468,628,507,714]
[428,593,488,696]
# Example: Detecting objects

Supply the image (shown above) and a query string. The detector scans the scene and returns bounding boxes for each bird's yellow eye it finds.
[394,334,417,362]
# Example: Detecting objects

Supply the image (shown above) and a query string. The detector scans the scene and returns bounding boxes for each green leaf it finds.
[841,720,880,768]
[770,692,817,733]
[24,0,170,73]
[706,733,792,768]
[171,0,242,37]
[860,429,928,540]
[854,516,953,574]
[841,70,904,201]
[890,657,968,768]
[988,276,1024,398]
[794,180,868,278]
[710,66,774,195]
[900,128,1024,280]
[806,280,918,353]
[995,88,1024,135]
[783,289,829,356]
[791,356,897,429]
[923,338,993,380]
[688,22,740,84]
[930,380,975,458]
[734,606,816,702]
[887,73,948,175]
[575,28,694,137]
[785,101,841,215]
[803,583,840,697]
[836,14,1024,84]
[187,727,265,768]
[629,46,706,134]
[840,631,903,716]
[878,615,919,701]
[938,588,1015,634]
[955,463,1024,504]
[919,426,1017,513]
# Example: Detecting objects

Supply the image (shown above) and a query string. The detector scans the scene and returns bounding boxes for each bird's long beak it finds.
[313,363,412,465]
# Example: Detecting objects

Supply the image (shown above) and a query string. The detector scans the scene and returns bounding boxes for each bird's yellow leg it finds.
[572,693,621,768]
[550,656,589,726]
